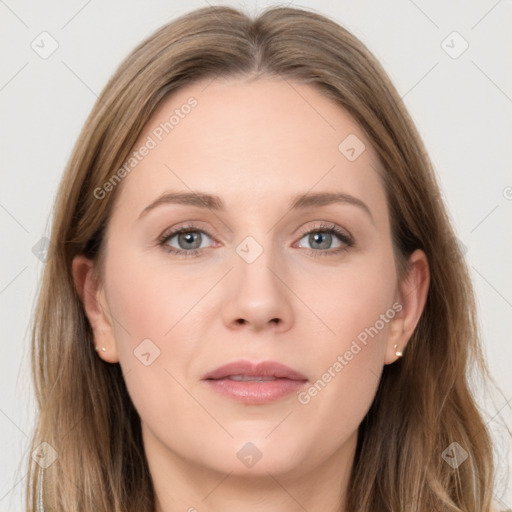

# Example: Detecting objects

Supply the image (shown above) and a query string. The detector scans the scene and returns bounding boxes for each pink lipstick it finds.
[202,360,308,405]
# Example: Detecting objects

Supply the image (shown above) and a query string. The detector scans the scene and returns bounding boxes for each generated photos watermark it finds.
[93,96,198,200]
[297,302,403,405]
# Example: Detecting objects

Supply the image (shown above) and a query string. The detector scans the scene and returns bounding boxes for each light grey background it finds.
[1,1,511,510]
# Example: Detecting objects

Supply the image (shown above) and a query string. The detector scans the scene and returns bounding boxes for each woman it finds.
[27,5,500,511]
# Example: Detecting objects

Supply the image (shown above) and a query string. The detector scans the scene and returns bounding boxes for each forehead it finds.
[110,76,387,221]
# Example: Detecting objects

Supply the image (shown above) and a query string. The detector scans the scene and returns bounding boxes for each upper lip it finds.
[202,360,308,381]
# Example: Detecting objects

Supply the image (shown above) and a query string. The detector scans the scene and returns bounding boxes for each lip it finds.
[201,359,308,405]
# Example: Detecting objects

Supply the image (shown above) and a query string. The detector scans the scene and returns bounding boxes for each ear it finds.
[384,248,430,365]
[72,254,119,363]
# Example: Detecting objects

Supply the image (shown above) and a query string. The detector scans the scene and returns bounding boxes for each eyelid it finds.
[295,221,354,244]
[158,222,212,240]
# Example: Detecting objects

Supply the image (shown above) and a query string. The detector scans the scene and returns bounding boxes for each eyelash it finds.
[157,222,355,259]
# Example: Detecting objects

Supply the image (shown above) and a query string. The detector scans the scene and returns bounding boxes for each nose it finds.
[221,246,294,333]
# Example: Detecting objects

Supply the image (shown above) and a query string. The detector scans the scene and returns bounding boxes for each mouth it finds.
[219,375,280,382]
[201,360,308,404]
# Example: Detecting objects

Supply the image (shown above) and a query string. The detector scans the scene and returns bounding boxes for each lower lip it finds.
[204,378,308,404]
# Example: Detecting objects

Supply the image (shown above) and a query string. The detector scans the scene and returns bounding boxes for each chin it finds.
[194,434,309,477]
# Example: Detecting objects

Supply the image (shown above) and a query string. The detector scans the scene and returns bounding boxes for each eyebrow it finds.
[138,190,374,224]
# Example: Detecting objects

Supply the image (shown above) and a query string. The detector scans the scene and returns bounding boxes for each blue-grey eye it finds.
[167,230,213,250]
[297,230,345,250]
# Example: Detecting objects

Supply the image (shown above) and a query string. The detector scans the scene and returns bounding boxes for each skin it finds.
[73,76,429,512]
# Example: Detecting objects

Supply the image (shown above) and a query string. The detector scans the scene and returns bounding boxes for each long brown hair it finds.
[27,5,500,511]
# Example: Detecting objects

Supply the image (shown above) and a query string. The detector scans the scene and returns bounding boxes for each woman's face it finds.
[81,76,425,482]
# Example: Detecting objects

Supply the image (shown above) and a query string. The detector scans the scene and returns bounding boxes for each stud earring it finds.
[393,343,403,357]
[94,346,106,353]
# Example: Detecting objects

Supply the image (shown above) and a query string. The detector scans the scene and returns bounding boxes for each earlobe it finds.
[72,255,119,363]
[385,249,430,365]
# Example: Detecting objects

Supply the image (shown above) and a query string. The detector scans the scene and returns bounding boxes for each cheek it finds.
[293,275,395,463]
[102,248,208,423]
[296,245,396,413]
[307,245,397,346]
[104,248,206,346]
[103,261,197,449]
[293,349,381,469]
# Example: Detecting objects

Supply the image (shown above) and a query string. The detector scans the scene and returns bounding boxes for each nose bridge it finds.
[222,232,293,330]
